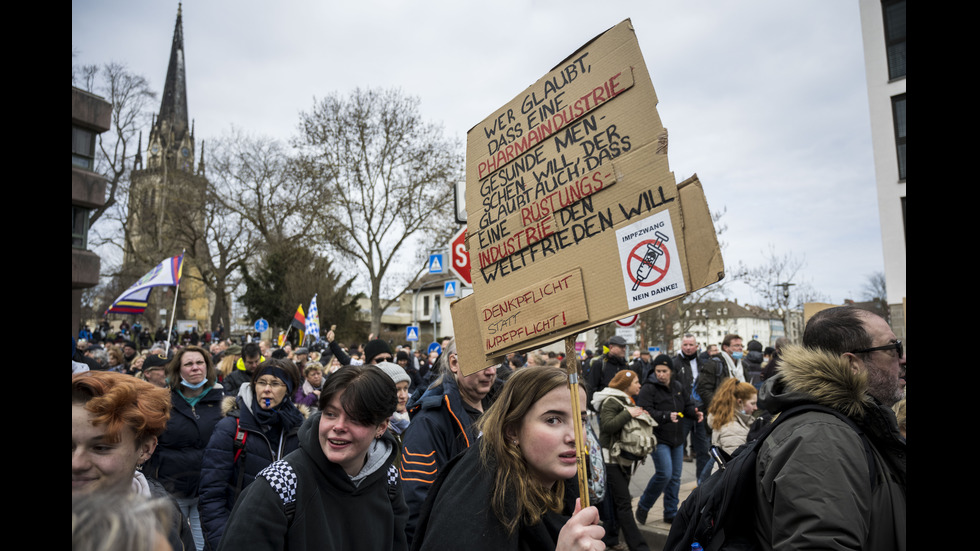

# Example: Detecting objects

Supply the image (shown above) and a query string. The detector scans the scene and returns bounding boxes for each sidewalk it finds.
[625,452,703,550]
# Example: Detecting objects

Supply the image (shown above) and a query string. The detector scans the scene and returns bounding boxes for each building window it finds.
[423,295,430,317]
[72,125,97,170]
[892,94,906,180]
[72,206,89,249]
[882,0,906,80]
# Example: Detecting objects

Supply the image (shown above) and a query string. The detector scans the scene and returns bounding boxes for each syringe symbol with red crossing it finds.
[631,231,670,291]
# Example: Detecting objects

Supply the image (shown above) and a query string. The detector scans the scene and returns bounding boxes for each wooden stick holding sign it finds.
[563,334,590,508]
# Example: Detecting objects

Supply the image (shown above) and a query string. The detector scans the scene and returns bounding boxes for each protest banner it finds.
[452,19,724,375]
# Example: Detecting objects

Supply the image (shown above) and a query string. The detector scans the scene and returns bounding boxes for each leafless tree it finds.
[733,244,825,312]
[209,128,317,247]
[293,88,463,335]
[862,271,887,302]
[73,62,157,230]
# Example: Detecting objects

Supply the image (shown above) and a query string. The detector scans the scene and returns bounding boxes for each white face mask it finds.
[181,377,207,389]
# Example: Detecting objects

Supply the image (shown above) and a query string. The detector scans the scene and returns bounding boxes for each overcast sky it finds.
[73,0,885,308]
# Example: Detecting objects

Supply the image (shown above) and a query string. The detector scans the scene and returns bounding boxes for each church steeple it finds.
[146,3,194,172]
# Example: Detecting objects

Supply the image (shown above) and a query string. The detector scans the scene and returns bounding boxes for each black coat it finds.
[636,375,696,448]
[413,441,569,551]
[146,386,224,497]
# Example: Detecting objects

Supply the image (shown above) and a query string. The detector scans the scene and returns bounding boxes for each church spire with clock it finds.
[123,3,211,329]
[146,3,199,174]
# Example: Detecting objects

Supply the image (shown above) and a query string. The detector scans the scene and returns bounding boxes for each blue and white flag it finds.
[105,254,184,315]
[306,294,320,341]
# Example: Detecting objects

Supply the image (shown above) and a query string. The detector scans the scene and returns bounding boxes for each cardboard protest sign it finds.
[453,19,724,375]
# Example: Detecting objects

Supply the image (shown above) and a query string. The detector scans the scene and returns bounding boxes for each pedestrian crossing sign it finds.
[428,254,444,274]
[406,326,420,341]
[445,281,456,297]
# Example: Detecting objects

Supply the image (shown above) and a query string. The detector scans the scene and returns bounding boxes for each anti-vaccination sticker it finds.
[615,209,686,309]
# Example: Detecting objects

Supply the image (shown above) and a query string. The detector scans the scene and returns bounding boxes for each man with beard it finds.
[399,338,500,544]
[600,335,630,389]
[753,307,906,549]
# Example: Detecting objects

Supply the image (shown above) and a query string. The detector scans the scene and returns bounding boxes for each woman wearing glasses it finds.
[199,359,307,551]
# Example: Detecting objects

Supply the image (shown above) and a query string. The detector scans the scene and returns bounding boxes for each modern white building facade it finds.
[859,0,906,339]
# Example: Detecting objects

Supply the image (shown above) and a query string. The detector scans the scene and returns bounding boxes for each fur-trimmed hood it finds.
[759,345,873,419]
[591,386,632,412]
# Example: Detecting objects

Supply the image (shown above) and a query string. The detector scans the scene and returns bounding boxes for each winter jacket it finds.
[753,346,906,550]
[591,387,635,452]
[695,355,731,410]
[636,375,695,448]
[672,353,699,404]
[293,380,320,409]
[222,369,251,397]
[399,374,488,543]
[742,350,764,386]
[199,385,307,551]
[707,409,752,455]
[599,354,629,389]
[146,385,224,497]
[412,440,573,551]
[217,415,407,551]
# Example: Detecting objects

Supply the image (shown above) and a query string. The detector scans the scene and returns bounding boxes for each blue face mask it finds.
[731,351,744,360]
[181,377,207,389]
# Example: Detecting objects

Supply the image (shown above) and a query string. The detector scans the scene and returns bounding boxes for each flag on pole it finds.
[306,294,320,342]
[105,255,184,315]
[291,304,306,345]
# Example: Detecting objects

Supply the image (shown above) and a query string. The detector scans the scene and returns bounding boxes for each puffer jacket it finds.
[636,375,695,448]
[754,346,906,550]
[146,385,224,497]
[198,385,307,551]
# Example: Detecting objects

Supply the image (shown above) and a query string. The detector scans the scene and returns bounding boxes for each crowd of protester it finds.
[74,308,905,551]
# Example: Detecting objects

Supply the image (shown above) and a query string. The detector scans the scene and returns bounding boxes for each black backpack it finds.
[663,403,878,551]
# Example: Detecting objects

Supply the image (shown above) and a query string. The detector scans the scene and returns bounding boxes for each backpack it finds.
[608,396,656,464]
[663,403,878,551]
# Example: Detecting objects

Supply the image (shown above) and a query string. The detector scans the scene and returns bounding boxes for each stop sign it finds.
[449,226,472,286]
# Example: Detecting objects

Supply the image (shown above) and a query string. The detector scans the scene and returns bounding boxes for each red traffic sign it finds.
[449,226,472,287]
[615,315,639,327]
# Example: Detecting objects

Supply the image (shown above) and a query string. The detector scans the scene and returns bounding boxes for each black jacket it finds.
[217,415,407,551]
[672,353,698,404]
[636,375,696,448]
[413,441,569,551]
[147,386,224,497]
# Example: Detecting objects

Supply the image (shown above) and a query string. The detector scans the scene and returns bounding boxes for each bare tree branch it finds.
[293,88,463,335]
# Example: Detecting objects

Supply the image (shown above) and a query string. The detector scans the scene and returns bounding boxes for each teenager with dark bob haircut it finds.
[217,364,408,551]
[318,364,398,426]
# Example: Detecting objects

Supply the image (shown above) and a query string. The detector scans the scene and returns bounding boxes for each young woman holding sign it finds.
[412,366,604,551]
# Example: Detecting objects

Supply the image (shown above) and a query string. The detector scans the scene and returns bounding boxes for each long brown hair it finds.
[708,377,757,430]
[476,367,583,536]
